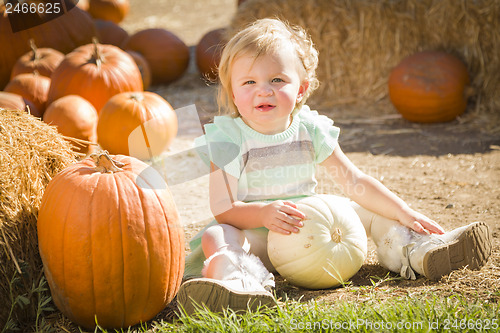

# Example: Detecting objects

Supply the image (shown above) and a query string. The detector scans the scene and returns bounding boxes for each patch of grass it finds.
[91,290,499,333]
[2,271,54,333]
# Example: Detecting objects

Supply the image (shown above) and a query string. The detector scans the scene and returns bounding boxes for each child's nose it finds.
[257,84,273,96]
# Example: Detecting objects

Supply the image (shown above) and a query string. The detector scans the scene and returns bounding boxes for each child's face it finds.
[230,45,308,135]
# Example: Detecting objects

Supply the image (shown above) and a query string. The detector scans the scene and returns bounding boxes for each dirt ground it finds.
[121,0,500,324]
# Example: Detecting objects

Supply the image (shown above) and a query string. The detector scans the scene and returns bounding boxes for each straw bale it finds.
[230,0,500,111]
[0,108,77,329]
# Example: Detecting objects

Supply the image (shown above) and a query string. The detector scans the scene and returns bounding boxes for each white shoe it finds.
[177,250,276,315]
[177,278,275,315]
[404,222,492,280]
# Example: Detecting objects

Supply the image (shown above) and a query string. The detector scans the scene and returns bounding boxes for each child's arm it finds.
[320,143,444,235]
[208,162,305,235]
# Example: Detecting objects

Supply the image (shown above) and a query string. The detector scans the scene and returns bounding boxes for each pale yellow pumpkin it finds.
[267,195,367,289]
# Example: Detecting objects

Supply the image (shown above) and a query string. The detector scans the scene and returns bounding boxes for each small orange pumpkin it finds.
[5,71,50,117]
[388,51,471,123]
[37,151,184,329]
[97,91,177,160]
[122,29,190,85]
[0,90,39,115]
[94,19,129,47]
[196,28,226,82]
[88,0,129,24]
[47,39,143,112]
[11,40,64,79]
[43,95,98,154]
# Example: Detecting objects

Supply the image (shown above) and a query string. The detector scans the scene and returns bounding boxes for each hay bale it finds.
[230,0,500,111]
[0,108,77,330]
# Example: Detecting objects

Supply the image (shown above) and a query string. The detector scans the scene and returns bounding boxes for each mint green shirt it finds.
[194,105,340,202]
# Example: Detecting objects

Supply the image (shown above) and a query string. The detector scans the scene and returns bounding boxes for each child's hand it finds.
[397,207,445,235]
[260,200,306,235]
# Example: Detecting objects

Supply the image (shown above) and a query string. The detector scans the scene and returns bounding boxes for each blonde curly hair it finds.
[217,18,319,117]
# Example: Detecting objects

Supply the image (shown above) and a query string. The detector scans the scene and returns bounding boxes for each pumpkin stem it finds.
[331,228,342,243]
[130,93,145,102]
[29,39,40,62]
[90,151,125,173]
[91,37,103,70]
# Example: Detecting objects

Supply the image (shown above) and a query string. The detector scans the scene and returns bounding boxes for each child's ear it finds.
[296,80,310,102]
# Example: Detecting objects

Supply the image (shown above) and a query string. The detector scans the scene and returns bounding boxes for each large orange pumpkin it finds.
[122,29,190,85]
[388,51,471,123]
[88,0,129,24]
[196,28,226,82]
[10,40,64,79]
[0,1,97,89]
[97,91,177,160]
[37,151,184,329]
[5,72,51,117]
[43,95,98,154]
[47,40,143,112]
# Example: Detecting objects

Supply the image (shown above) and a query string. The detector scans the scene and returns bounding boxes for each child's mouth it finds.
[256,104,275,112]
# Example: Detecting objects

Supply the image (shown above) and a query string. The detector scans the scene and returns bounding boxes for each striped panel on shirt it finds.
[237,136,318,202]
[241,140,314,173]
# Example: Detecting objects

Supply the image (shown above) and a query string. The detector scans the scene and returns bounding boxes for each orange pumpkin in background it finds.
[196,28,226,82]
[37,151,184,329]
[122,28,190,85]
[11,40,64,79]
[88,0,129,24]
[0,91,38,115]
[0,1,97,89]
[43,95,98,154]
[388,51,471,123]
[5,72,50,117]
[47,40,143,112]
[94,19,130,47]
[97,91,178,160]
[127,50,152,90]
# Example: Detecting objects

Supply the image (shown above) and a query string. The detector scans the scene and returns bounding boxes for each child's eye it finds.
[271,78,284,83]
[244,80,256,85]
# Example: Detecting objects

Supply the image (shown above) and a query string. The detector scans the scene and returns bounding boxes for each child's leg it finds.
[200,224,274,283]
[350,202,413,275]
[177,224,275,314]
[350,202,492,280]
